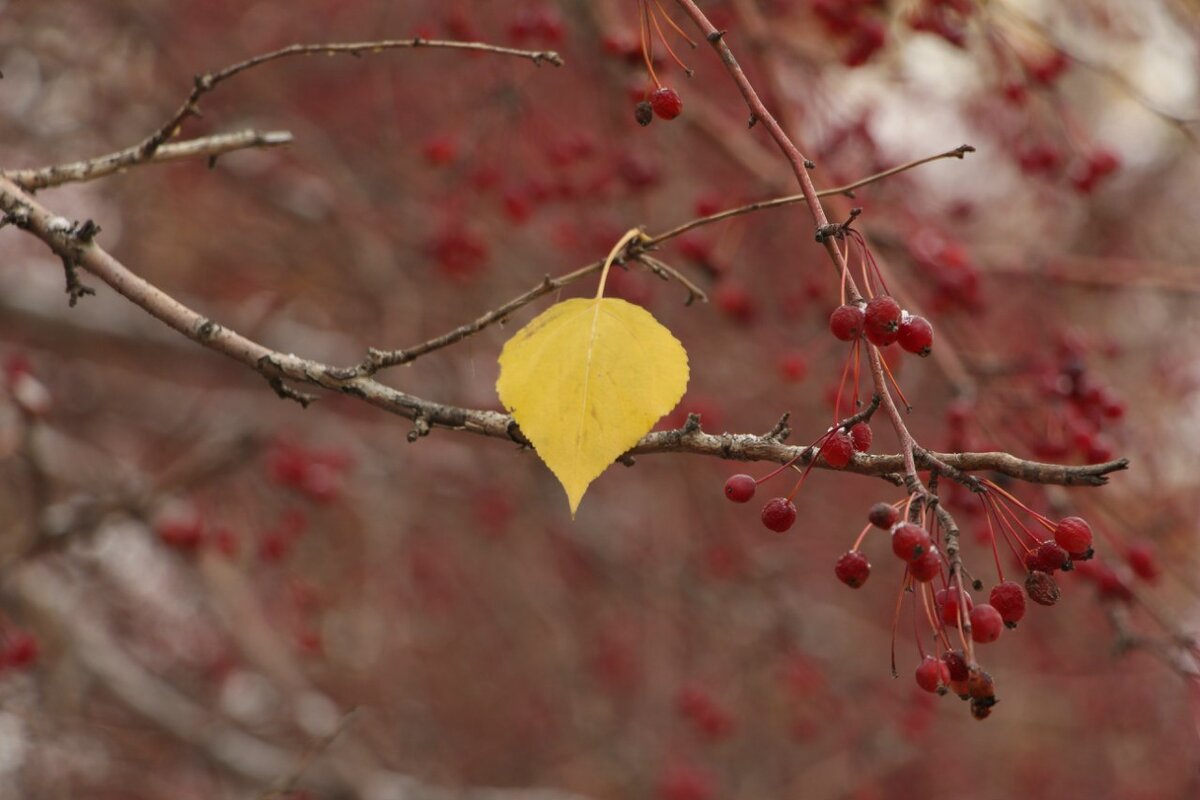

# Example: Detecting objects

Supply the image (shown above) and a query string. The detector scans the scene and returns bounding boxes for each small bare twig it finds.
[139,39,562,160]
[4,130,294,191]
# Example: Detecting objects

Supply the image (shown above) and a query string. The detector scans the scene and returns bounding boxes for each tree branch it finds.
[0,170,1128,490]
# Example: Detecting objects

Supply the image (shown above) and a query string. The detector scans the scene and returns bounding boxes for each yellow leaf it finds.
[496,296,689,515]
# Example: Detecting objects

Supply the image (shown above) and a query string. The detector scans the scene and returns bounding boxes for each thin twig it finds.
[643,144,976,247]
[138,39,563,159]
[4,130,294,191]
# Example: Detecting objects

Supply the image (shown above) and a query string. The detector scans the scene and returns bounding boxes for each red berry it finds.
[5,631,38,669]
[714,281,756,324]
[936,586,974,625]
[969,604,1004,643]
[1024,569,1061,606]
[724,474,756,503]
[848,422,872,452]
[909,548,942,582]
[915,655,949,694]
[821,430,854,469]
[657,764,713,800]
[897,315,933,357]
[421,134,458,166]
[777,352,808,382]
[155,512,205,552]
[868,502,898,529]
[864,296,902,346]
[761,497,797,533]
[891,522,932,562]
[989,580,1026,625]
[834,550,871,588]
[1126,541,1161,583]
[829,304,864,341]
[650,87,683,120]
[1026,540,1070,573]
[1054,516,1093,554]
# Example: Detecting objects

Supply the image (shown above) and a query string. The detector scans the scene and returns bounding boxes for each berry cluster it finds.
[627,0,693,127]
[826,489,1102,719]
[723,404,877,536]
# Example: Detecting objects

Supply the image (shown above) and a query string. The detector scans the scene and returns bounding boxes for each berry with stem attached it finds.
[868,502,898,529]
[821,430,854,469]
[915,655,949,694]
[829,304,865,341]
[891,522,932,562]
[849,422,872,452]
[724,474,756,503]
[761,497,797,533]
[969,604,1004,643]
[897,315,934,357]
[1026,540,1070,573]
[909,548,942,582]
[989,580,1026,626]
[1025,570,1061,606]
[650,87,683,120]
[864,296,902,346]
[835,550,871,588]
[1054,516,1093,554]
[937,586,974,625]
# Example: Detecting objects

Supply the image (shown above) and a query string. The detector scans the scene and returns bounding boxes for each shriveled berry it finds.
[942,649,969,682]
[897,315,933,356]
[937,586,974,625]
[969,604,1004,643]
[1025,569,1061,606]
[915,655,949,694]
[634,101,654,126]
[761,497,797,533]
[723,474,756,503]
[829,304,865,341]
[834,550,871,588]
[868,502,898,529]
[848,422,872,452]
[821,430,854,469]
[989,580,1026,626]
[1025,540,1070,573]
[864,296,902,346]
[650,87,683,120]
[891,522,932,562]
[1054,516,1093,554]
[967,667,996,705]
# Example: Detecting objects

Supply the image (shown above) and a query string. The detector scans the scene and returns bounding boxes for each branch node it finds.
[707,30,727,42]
[683,413,703,434]
[195,318,223,342]
[765,412,791,442]
[267,376,317,407]
[407,413,432,442]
